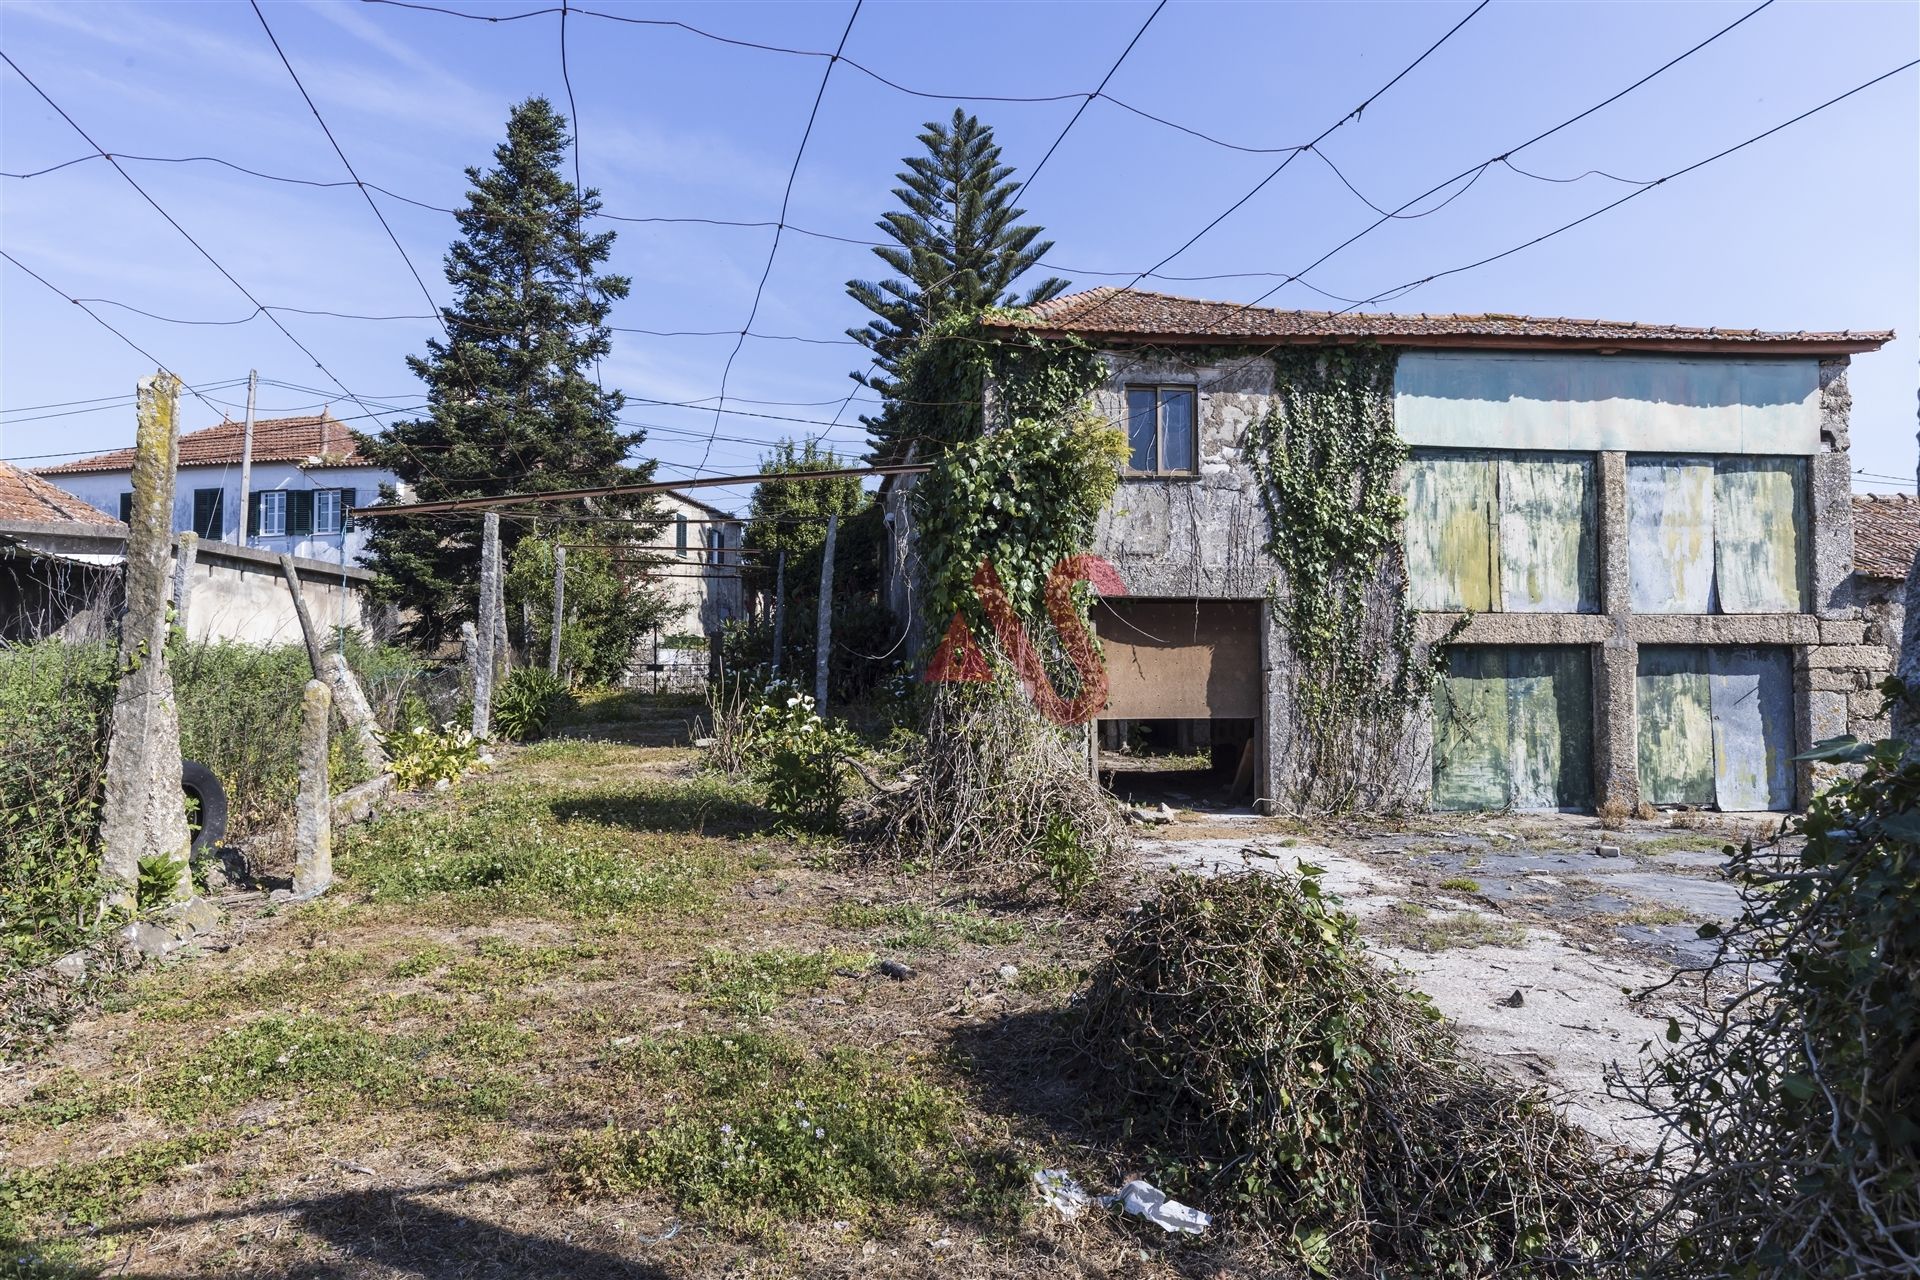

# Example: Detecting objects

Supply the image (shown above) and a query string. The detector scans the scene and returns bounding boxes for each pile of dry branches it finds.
[856,678,1120,903]
[1076,867,1638,1276]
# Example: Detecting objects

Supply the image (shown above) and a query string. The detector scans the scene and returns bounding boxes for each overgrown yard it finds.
[0,719,1224,1279]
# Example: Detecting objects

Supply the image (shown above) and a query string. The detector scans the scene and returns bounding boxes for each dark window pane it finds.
[1161,390,1196,472]
[1126,389,1157,471]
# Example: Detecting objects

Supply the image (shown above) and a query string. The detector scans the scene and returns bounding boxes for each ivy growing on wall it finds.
[1247,344,1455,812]
[898,315,1123,639]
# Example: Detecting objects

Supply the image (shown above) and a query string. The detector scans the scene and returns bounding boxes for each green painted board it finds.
[1707,647,1794,811]
[1637,647,1716,806]
[1628,459,1715,613]
[1405,453,1496,612]
[1433,646,1508,809]
[1508,647,1594,811]
[1714,459,1806,613]
[1499,456,1596,613]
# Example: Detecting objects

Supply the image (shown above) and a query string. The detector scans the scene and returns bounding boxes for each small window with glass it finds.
[1124,385,1198,475]
[315,489,343,535]
[257,491,286,538]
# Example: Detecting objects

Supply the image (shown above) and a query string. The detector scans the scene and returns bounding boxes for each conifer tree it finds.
[361,98,654,642]
[847,110,1068,453]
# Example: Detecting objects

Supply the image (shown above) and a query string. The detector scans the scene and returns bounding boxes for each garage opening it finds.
[1636,645,1793,811]
[1095,598,1261,809]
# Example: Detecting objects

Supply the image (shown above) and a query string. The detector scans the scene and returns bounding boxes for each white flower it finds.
[719,1123,733,1136]
[813,1126,825,1140]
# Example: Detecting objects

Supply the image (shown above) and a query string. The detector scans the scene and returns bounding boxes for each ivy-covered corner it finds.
[1247,344,1456,814]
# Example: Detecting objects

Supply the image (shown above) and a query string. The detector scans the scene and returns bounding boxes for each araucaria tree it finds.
[362,97,654,643]
[846,109,1069,455]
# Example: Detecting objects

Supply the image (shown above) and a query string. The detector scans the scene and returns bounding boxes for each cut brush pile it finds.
[1075,866,1641,1277]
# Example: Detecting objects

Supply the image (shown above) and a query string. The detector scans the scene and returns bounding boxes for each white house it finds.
[37,411,396,567]
[654,488,746,636]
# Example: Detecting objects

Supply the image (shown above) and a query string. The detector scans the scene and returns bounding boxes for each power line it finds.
[700,0,862,470]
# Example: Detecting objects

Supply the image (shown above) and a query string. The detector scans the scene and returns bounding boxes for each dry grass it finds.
[0,717,1263,1279]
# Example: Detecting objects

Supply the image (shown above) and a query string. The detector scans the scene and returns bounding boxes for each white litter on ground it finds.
[1101,1180,1211,1234]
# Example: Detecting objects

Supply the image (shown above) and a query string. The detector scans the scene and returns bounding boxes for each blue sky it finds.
[2,0,1915,514]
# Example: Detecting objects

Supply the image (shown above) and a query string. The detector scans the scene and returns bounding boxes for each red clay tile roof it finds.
[0,460,121,526]
[987,288,1894,355]
[36,412,368,476]
[1852,493,1920,580]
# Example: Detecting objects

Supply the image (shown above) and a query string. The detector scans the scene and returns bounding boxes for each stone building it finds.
[1848,492,1920,738]
[888,288,1896,814]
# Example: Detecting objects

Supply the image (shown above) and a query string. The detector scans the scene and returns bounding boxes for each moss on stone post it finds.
[99,372,192,912]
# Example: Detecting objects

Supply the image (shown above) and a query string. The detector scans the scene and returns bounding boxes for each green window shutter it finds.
[118,492,133,522]
[340,488,357,527]
[193,489,224,539]
[289,490,315,537]
[248,492,262,536]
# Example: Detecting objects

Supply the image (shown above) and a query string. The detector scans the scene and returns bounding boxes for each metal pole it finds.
[235,369,257,545]
[770,550,786,677]
[548,545,566,677]
[813,515,836,711]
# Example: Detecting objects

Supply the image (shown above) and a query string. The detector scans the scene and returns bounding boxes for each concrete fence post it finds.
[549,545,566,677]
[293,678,333,897]
[814,514,837,711]
[280,552,387,769]
[171,531,197,641]
[99,372,193,912]
[473,514,499,737]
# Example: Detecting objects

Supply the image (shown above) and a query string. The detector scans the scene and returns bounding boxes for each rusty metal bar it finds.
[350,463,931,519]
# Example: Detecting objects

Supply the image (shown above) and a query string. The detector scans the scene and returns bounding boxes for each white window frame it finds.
[259,490,287,537]
[315,489,342,535]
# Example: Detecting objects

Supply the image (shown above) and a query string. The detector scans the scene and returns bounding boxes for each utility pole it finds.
[813,515,836,711]
[548,546,566,678]
[235,369,257,545]
[770,550,787,677]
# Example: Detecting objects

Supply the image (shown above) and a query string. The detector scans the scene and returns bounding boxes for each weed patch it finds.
[828,902,1027,951]
[0,1131,234,1246]
[557,1033,967,1227]
[681,946,869,1016]
[151,1015,418,1120]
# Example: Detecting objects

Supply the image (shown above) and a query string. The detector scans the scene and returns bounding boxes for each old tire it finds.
[181,760,228,856]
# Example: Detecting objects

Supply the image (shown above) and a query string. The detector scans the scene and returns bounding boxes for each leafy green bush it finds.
[385,722,482,791]
[735,684,858,834]
[1078,869,1632,1275]
[492,668,575,742]
[557,1033,963,1225]
[1617,712,1920,1276]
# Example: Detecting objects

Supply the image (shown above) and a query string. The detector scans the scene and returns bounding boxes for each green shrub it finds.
[385,722,481,791]
[557,1033,962,1225]
[492,668,575,742]
[1617,715,1920,1276]
[134,855,184,913]
[736,684,858,834]
[1078,869,1632,1275]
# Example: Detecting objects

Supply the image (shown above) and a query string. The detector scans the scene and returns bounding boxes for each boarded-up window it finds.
[1433,646,1593,811]
[1636,646,1793,811]
[1405,451,1595,613]
[1095,599,1260,720]
[1627,456,1805,613]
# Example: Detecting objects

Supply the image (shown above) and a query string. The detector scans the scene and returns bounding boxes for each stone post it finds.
[293,679,333,897]
[473,514,499,737]
[814,514,837,710]
[99,372,193,911]
[171,531,197,641]
[548,546,566,677]
[280,553,330,680]
[281,553,387,769]
[1592,450,1639,811]
[771,550,787,677]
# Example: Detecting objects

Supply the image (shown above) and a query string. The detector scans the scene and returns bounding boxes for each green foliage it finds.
[0,1132,233,1250]
[681,946,869,1016]
[1036,811,1095,903]
[828,901,1027,951]
[908,336,1122,637]
[385,721,481,790]
[150,1015,413,1121]
[505,534,672,685]
[134,855,184,913]
[341,780,738,917]
[557,1033,964,1226]
[1619,703,1920,1276]
[736,685,859,834]
[846,108,1068,447]
[360,98,659,644]
[492,667,575,742]
[1078,869,1632,1274]
[1247,345,1454,811]
[0,641,114,971]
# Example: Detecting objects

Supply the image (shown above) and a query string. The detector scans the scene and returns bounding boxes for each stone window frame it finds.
[1122,383,1200,478]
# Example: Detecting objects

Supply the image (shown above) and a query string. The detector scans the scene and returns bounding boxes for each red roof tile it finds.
[987,288,1893,355]
[0,460,121,526]
[36,412,368,476]
[1852,493,1920,580]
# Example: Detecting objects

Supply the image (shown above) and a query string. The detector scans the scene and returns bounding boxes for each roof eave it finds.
[991,324,1892,357]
